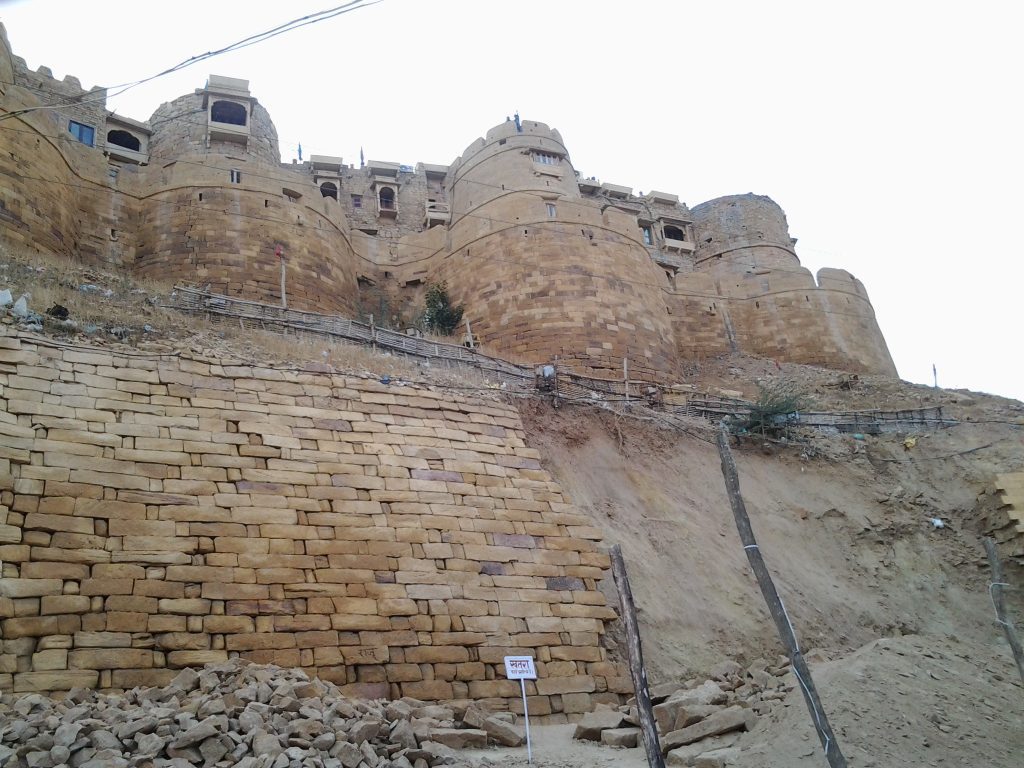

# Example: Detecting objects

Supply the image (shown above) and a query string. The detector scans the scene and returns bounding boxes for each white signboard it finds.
[504,656,537,762]
[504,655,537,680]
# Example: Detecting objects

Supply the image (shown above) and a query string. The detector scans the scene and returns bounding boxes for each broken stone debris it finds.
[0,659,529,768]
[574,656,795,765]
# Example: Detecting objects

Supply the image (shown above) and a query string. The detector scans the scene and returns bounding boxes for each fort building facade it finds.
[0,23,896,381]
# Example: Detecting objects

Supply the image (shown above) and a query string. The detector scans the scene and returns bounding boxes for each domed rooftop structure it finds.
[147,75,280,165]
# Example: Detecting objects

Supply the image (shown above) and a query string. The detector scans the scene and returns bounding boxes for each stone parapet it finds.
[0,330,628,717]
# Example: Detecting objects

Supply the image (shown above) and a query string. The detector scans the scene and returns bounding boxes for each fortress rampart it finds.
[0,329,626,713]
[0,23,897,377]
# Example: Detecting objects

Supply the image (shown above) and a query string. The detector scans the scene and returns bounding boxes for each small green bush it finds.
[422,282,464,336]
[737,380,812,437]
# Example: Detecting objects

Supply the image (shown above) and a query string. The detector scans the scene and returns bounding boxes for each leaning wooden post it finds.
[609,544,665,768]
[983,537,1024,685]
[715,424,847,768]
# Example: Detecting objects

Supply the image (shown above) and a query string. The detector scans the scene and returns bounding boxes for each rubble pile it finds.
[574,657,797,766]
[0,660,525,768]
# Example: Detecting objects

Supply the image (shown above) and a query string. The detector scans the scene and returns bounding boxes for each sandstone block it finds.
[75,631,132,648]
[428,728,486,749]
[535,675,596,695]
[40,595,91,615]
[31,649,68,671]
[573,710,625,741]
[665,733,742,766]
[69,648,154,670]
[3,615,79,638]
[13,670,98,692]
[158,598,211,614]
[167,650,229,668]
[403,680,454,700]
[378,598,418,616]
[661,706,755,753]
[204,615,256,633]
[671,704,724,732]
[601,727,640,748]
[0,578,63,598]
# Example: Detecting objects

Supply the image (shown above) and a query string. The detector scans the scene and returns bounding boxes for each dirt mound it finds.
[519,400,1023,680]
[731,635,1023,767]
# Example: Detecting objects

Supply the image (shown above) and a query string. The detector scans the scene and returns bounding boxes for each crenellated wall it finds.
[0,330,628,713]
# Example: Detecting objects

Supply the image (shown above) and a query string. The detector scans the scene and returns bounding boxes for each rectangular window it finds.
[351,194,362,209]
[230,169,241,183]
[546,203,557,218]
[68,120,94,147]
[533,152,559,165]
[641,226,652,246]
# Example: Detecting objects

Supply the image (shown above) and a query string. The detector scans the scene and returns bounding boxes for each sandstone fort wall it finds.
[0,329,627,716]
[0,22,897,379]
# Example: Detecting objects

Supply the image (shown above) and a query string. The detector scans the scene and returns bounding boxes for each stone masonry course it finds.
[0,329,629,719]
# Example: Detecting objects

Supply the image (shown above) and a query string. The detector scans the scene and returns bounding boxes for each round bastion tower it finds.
[691,193,799,271]
[689,194,896,375]
[132,76,360,314]
[436,119,676,378]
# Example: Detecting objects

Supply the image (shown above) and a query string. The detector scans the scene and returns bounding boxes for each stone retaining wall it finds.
[0,330,628,718]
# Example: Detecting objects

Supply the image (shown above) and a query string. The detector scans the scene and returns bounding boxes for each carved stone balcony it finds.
[652,250,685,270]
[664,237,696,253]
[424,201,450,228]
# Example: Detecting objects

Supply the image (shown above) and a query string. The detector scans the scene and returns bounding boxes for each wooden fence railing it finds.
[165,287,956,434]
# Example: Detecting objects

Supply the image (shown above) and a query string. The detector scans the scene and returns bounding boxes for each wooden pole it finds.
[983,537,1024,685]
[609,544,665,768]
[715,424,847,768]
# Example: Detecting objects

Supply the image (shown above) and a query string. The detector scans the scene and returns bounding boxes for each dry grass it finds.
[0,243,505,392]
[214,325,502,390]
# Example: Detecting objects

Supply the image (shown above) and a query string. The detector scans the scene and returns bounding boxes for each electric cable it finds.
[0,1,379,122]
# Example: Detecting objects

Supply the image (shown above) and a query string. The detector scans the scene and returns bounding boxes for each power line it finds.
[0,1,379,123]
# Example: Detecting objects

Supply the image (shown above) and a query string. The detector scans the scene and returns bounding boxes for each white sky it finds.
[2,0,1021,400]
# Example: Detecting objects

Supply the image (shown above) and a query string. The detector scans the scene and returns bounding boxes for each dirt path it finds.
[463,724,648,767]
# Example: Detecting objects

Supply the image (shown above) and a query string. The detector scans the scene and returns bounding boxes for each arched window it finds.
[320,182,338,200]
[211,100,247,126]
[106,129,140,151]
[378,187,395,210]
[664,225,686,241]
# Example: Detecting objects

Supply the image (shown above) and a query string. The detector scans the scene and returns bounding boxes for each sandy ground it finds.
[461,636,1023,767]
[462,724,648,767]
[515,390,1023,767]
[731,635,1024,767]
[520,401,1023,679]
